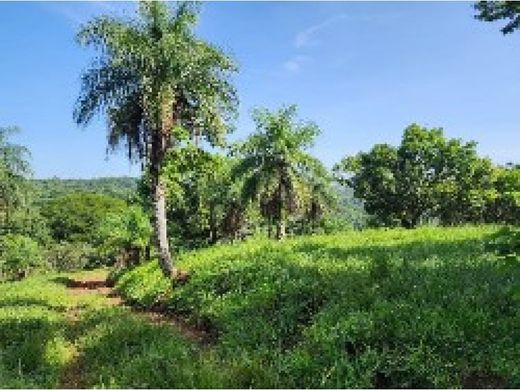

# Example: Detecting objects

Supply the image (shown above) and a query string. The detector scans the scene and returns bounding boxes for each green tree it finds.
[335,124,497,228]
[41,192,127,243]
[74,1,237,278]
[335,143,400,226]
[232,105,324,239]
[475,1,520,34]
[0,126,32,231]
[0,234,42,280]
[97,205,152,266]
[161,145,244,247]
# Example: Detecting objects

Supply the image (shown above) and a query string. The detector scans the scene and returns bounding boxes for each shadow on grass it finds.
[72,307,222,388]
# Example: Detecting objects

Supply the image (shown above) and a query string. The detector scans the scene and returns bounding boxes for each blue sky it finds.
[0,1,519,179]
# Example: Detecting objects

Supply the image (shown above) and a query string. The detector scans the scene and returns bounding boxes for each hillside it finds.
[32,177,139,203]
[112,225,519,388]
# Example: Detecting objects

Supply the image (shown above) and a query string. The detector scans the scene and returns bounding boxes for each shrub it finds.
[116,226,520,388]
[44,241,99,271]
[96,205,152,267]
[0,234,43,280]
[486,226,520,260]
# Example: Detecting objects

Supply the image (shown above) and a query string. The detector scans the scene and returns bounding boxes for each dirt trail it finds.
[64,273,210,343]
[58,272,210,389]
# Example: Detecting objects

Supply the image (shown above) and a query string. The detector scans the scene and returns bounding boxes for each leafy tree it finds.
[41,192,127,243]
[0,126,32,231]
[475,1,520,34]
[161,146,245,247]
[335,124,498,228]
[484,164,520,224]
[232,105,325,239]
[74,1,238,278]
[335,143,401,226]
[0,234,42,280]
[97,205,152,266]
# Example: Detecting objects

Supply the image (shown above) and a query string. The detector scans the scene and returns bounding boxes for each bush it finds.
[96,205,152,267]
[486,226,520,260]
[44,241,99,271]
[0,234,43,280]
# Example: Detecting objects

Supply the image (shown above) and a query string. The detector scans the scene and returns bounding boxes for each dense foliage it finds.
[41,193,127,243]
[335,124,520,227]
[0,234,42,280]
[33,177,138,203]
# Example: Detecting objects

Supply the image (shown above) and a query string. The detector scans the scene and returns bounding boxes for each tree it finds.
[41,192,127,243]
[0,234,42,280]
[232,105,324,240]
[475,2,520,34]
[97,205,152,266]
[74,1,238,278]
[335,124,497,228]
[0,126,32,232]
[162,146,244,247]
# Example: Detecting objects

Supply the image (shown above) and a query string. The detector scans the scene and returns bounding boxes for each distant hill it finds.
[32,177,139,203]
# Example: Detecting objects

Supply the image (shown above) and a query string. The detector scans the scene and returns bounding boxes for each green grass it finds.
[0,270,220,388]
[1,226,519,388]
[115,225,520,388]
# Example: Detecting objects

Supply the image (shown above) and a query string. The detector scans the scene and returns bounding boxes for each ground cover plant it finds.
[0,269,223,388]
[114,225,520,388]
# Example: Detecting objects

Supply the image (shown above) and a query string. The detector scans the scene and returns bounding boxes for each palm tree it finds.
[232,105,324,240]
[74,2,237,278]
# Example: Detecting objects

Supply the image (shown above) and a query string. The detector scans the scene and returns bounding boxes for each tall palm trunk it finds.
[152,176,175,277]
[149,90,177,278]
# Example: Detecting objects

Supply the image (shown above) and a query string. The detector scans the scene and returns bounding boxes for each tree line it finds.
[1,1,519,281]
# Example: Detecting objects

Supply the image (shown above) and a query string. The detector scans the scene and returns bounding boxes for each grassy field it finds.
[1,226,519,388]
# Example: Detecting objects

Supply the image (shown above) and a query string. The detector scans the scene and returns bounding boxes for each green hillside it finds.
[113,225,519,388]
[32,177,139,203]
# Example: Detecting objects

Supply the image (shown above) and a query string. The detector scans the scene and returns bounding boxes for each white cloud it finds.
[45,2,132,28]
[294,13,347,48]
[283,55,309,73]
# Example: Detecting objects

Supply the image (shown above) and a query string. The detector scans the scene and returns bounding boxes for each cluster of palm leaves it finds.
[232,106,335,239]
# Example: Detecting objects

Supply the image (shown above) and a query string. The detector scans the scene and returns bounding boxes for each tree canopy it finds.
[475,1,520,34]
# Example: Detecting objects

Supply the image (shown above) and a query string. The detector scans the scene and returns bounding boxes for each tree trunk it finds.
[152,176,176,277]
[276,218,286,240]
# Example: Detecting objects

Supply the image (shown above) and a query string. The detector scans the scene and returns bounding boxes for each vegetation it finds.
[113,226,520,388]
[0,234,42,280]
[334,124,520,228]
[74,1,238,278]
[233,106,332,239]
[475,1,520,34]
[0,1,519,388]
[41,193,127,243]
[0,270,218,388]
[33,177,138,203]
[0,126,34,235]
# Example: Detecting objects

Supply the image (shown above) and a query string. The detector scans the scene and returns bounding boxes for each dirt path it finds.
[57,271,210,389]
